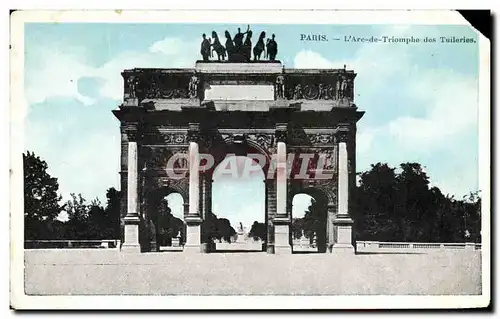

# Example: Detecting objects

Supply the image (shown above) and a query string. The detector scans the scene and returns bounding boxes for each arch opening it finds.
[210,155,266,252]
[291,190,328,253]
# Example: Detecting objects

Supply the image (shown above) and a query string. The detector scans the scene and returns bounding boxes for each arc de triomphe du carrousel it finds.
[112,28,364,254]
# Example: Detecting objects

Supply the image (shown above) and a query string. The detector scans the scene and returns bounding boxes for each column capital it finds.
[124,122,140,141]
[275,123,288,143]
[335,124,350,143]
[187,122,201,143]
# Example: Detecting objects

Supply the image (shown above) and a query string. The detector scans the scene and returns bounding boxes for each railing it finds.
[24,240,121,249]
[356,241,481,253]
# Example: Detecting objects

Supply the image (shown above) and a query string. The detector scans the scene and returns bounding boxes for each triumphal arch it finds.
[113,32,364,254]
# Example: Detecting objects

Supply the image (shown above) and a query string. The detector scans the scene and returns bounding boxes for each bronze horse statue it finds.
[224,30,235,59]
[211,31,226,61]
[242,30,253,61]
[253,31,266,61]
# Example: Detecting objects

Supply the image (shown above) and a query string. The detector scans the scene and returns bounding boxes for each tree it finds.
[291,218,304,239]
[216,218,236,242]
[248,221,266,241]
[157,200,185,245]
[64,193,92,239]
[302,198,324,242]
[23,151,62,239]
[353,162,481,243]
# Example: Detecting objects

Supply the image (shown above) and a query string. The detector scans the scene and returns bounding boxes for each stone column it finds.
[265,180,275,253]
[326,204,336,251]
[184,124,203,253]
[332,130,354,253]
[200,174,213,252]
[274,125,292,254]
[122,123,141,253]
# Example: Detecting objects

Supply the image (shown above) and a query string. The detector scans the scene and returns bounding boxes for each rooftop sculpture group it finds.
[200,25,278,62]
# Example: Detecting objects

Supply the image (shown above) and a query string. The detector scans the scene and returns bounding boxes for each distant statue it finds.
[200,33,211,61]
[266,34,278,61]
[253,31,266,61]
[188,74,199,98]
[275,75,285,99]
[233,25,250,53]
[224,30,235,59]
[239,222,244,233]
[242,30,252,61]
[211,31,226,61]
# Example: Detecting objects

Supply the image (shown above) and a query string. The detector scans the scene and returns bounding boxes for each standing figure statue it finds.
[233,25,250,54]
[211,31,226,61]
[224,30,235,60]
[266,34,278,61]
[242,30,253,61]
[293,84,303,99]
[338,75,348,99]
[275,75,285,99]
[188,73,199,99]
[126,75,137,99]
[200,33,211,61]
[253,31,266,61]
[318,83,324,100]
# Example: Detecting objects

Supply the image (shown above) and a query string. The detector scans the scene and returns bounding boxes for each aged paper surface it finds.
[10,10,490,309]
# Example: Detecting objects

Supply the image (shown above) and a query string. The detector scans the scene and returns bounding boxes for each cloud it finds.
[25,37,200,105]
[25,47,95,106]
[293,26,478,197]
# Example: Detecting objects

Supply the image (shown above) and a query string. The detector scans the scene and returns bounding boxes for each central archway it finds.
[210,155,266,252]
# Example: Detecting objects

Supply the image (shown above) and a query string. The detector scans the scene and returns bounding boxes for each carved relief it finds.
[321,148,337,170]
[132,73,191,100]
[247,133,275,150]
[143,147,173,169]
[164,133,188,145]
[308,134,335,145]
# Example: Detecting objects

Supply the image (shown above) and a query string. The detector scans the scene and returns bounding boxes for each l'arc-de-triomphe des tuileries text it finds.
[113,29,364,254]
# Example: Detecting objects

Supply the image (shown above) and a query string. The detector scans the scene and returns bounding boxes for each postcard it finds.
[10,10,490,309]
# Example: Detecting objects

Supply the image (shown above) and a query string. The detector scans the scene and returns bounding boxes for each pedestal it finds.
[274,218,292,254]
[331,217,354,254]
[184,217,202,253]
[121,216,141,253]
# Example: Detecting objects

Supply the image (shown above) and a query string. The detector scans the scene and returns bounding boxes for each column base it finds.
[184,244,203,253]
[149,241,158,252]
[122,216,141,253]
[121,243,141,253]
[331,243,355,254]
[184,216,202,253]
[266,244,275,254]
[275,244,292,254]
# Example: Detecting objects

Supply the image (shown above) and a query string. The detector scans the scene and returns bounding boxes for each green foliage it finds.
[24,151,122,240]
[353,162,481,243]
[23,151,62,239]
[248,221,266,241]
[200,211,237,243]
[157,200,185,245]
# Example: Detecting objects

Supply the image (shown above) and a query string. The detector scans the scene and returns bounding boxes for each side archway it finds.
[290,184,329,253]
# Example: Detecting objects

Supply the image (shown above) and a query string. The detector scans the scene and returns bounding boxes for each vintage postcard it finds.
[10,10,490,309]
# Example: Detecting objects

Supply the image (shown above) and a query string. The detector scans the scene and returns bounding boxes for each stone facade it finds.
[113,61,364,254]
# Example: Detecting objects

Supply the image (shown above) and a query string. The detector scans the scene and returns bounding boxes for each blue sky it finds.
[24,23,479,227]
